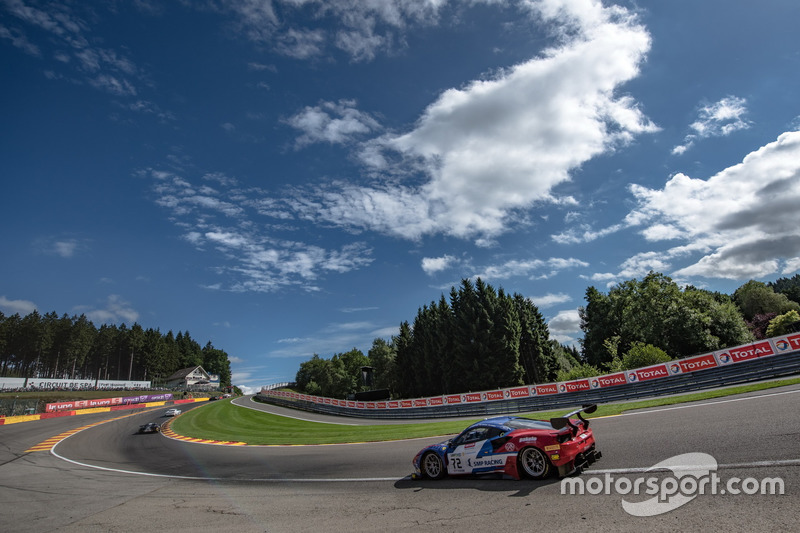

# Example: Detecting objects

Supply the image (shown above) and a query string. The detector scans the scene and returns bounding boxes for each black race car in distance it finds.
[138,422,162,434]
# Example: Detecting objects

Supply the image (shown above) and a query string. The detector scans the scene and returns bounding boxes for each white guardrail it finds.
[258,332,800,416]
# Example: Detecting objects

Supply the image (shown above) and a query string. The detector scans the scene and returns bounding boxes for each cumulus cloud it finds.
[531,292,572,308]
[628,131,800,280]
[78,294,140,325]
[547,308,582,344]
[421,255,456,275]
[286,99,382,148]
[287,0,656,242]
[0,295,37,315]
[672,96,750,155]
[476,257,589,280]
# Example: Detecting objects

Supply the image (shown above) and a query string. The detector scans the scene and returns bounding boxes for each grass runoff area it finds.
[171,377,800,446]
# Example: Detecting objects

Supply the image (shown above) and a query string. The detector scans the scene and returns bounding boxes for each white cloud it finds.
[627,131,800,280]
[547,308,582,344]
[144,168,374,292]
[0,296,37,316]
[531,292,571,308]
[3,1,145,99]
[286,100,382,148]
[79,295,140,325]
[53,239,79,258]
[34,236,84,258]
[672,96,750,155]
[221,0,446,61]
[0,23,41,55]
[289,0,657,242]
[421,255,456,275]
[269,320,394,358]
[476,257,589,280]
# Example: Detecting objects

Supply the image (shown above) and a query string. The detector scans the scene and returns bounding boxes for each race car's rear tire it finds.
[518,447,551,479]
[421,452,446,480]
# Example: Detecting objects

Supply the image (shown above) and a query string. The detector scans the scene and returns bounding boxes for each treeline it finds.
[295,273,800,399]
[296,278,568,399]
[0,310,232,387]
[580,273,800,369]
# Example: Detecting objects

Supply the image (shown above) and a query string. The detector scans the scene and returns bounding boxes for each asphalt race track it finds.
[1,385,798,532]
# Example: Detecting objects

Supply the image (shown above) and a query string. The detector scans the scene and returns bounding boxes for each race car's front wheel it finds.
[421,452,446,480]
[518,447,551,479]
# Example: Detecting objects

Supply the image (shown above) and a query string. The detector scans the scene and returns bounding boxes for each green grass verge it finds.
[171,377,800,445]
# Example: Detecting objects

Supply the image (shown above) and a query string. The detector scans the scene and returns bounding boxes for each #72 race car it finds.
[412,404,601,480]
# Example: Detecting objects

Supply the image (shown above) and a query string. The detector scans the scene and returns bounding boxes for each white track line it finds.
[232,396,360,425]
[606,388,800,418]
[587,459,800,476]
[47,386,800,482]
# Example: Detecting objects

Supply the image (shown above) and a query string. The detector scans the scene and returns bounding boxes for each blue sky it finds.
[2,0,800,394]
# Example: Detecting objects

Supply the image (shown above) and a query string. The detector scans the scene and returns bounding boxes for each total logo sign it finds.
[676,353,718,373]
[628,364,670,382]
[774,333,800,353]
[535,384,559,395]
[558,379,591,393]
[505,387,531,399]
[483,391,504,401]
[590,372,628,389]
[716,340,775,364]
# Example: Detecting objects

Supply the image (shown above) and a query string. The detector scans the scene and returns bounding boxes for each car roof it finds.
[470,416,555,431]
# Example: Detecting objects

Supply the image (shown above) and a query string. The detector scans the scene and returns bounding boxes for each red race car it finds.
[413,404,601,480]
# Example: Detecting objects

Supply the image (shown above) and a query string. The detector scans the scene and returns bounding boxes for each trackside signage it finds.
[45,393,174,412]
[25,378,150,390]
[535,384,559,395]
[772,333,800,353]
[716,340,775,365]
[505,386,531,399]
[559,379,591,393]
[675,353,718,374]
[628,364,670,382]
[260,334,797,411]
[591,373,628,389]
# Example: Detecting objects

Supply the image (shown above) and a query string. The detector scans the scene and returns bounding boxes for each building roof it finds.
[165,366,209,381]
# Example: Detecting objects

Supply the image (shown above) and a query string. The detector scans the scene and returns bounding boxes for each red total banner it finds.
[773,333,800,353]
[558,379,591,393]
[590,372,627,389]
[464,393,482,403]
[505,386,530,399]
[535,384,558,395]
[675,353,718,373]
[716,340,775,364]
[260,334,796,412]
[628,364,670,382]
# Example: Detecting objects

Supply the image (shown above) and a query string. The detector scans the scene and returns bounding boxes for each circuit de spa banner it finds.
[261,332,800,411]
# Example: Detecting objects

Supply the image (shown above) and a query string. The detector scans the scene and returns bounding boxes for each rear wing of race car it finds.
[550,404,598,432]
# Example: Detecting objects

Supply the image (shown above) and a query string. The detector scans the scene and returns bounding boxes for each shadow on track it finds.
[394,473,560,497]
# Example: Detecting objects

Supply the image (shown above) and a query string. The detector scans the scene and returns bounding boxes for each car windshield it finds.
[504,418,555,430]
